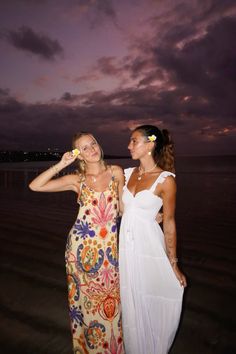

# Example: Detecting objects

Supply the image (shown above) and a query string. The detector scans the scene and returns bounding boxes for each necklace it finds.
[91,176,97,183]
[88,174,99,183]
[137,164,157,180]
[86,171,102,183]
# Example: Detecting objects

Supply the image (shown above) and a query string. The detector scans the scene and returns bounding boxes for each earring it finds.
[148,151,151,156]
[80,160,86,170]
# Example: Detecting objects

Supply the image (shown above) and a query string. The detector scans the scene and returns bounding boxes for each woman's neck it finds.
[85,161,105,175]
[139,157,156,172]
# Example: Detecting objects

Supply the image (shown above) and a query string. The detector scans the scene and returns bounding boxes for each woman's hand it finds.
[29,150,79,192]
[172,264,187,288]
[156,212,163,224]
[60,151,78,167]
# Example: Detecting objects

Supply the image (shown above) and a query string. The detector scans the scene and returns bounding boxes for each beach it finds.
[0,156,235,354]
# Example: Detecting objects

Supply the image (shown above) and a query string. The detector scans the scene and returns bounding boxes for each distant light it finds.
[183,96,191,101]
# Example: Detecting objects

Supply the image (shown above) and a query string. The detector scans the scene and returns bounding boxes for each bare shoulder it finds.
[111,165,124,181]
[111,164,124,175]
[161,174,176,193]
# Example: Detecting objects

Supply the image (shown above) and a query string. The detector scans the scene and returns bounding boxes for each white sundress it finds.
[119,168,184,354]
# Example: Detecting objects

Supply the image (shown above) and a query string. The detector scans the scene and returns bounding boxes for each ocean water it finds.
[0,155,235,252]
[0,156,235,247]
[0,155,236,184]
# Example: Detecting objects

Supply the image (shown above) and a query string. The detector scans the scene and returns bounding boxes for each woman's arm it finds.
[113,165,125,214]
[160,176,187,287]
[29,152,79,193]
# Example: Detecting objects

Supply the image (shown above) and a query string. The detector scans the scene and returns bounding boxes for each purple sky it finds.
[0,0,236,156]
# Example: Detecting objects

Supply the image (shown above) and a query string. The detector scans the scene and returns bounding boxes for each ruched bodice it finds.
[123,187,164,222]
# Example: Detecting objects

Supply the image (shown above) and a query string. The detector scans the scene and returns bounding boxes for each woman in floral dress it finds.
[29,132,125,354]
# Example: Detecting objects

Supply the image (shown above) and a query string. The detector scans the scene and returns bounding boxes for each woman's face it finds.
[75,134,101,163]
[128,130,151,160]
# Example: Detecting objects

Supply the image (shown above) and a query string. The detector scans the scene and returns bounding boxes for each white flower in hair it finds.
[72,148,80,156]
[148,135,157,142]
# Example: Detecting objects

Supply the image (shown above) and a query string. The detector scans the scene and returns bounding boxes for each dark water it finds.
[0,156,236,354]
[1,154,236,181]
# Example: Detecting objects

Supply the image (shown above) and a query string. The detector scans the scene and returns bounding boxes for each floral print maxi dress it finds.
[65,175,124,354]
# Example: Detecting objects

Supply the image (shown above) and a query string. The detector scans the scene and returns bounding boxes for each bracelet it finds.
[169,257,178,266]
[51,164,59,174]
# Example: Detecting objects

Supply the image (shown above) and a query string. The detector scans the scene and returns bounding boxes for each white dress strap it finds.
[150,171,176,192]
[124,167,135,185]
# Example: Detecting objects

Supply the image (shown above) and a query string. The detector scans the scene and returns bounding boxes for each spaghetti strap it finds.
[150,171,176,192]
[77,176,84,204]
[124,167,135,185]
[110,165,115,179]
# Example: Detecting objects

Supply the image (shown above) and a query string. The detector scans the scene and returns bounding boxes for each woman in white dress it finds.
[119,125,187,354]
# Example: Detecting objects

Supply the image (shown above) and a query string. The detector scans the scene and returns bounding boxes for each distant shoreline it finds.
[1,150,236,163]
[0,151,131,163]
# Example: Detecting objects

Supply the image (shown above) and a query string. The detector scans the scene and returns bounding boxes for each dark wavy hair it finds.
[133,125,175,173]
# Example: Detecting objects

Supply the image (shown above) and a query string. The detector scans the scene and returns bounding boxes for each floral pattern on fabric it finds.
[65,176,124,354]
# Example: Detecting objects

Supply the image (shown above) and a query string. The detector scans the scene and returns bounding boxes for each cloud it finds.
[0,88,10,96]
[1,1,236,155]
[62,0,118,27]
[0,84,235,155]
[96,0,117,20]
[5,26,63,60]
[33,75,50,88]
[0,88,24,114]
[154,16,236,119]
[73,54,156,89]
[73,72,101,84]
[96,56,120,76]
[0,0,47,5]
[71,56,132,89]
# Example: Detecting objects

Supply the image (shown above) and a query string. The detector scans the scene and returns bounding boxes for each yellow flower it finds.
[148,135,157,142]
[72,148,80,156]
